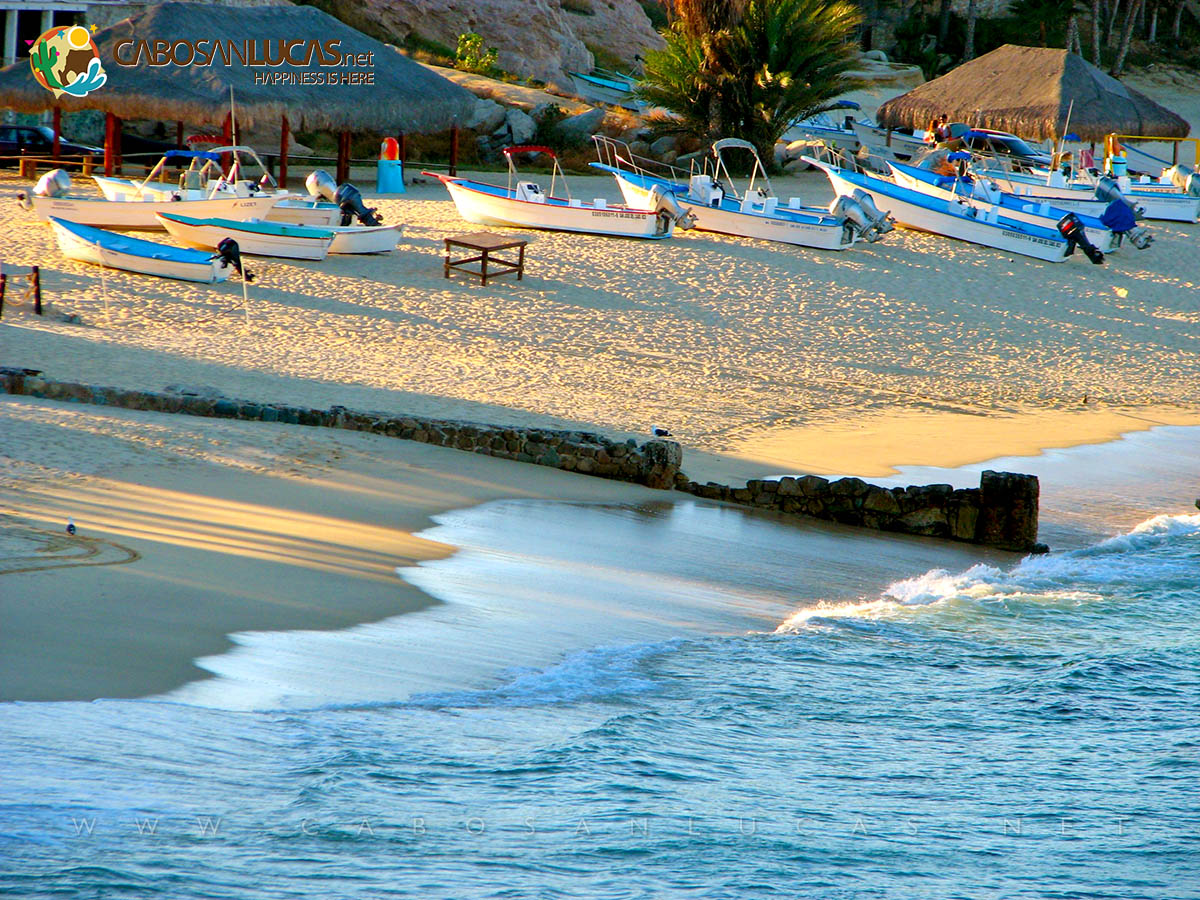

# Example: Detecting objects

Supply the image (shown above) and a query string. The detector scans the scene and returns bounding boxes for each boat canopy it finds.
[164,150,222,161]
[502,145,558,159]
[711,138,758,154]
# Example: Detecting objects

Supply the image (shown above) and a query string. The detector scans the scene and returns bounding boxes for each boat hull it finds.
[850,122,927,159]
[807,158,1070,263]
[49,217,229,283]
[328,224,403,254]
[265,200,343,227]
[567,73,640,110]
[33,194,279,229]
[610,170,852,251]
[983,171,1200,222]
[439,176,673,239]
[888,164,1116,253]
[157,214,333,260]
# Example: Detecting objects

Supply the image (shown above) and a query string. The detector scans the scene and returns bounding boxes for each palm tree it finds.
[639,0,863,162]
[963,0,978,60]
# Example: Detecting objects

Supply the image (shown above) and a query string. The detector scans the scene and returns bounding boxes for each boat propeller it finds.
[1099,200,1154,250]
[1056,213,1104,264]
[216,238,255,282]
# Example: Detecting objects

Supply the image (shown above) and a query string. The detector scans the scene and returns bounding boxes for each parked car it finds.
[0,124,102,165]
[962,127,1053,169]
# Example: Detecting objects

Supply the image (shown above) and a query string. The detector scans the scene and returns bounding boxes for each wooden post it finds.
[279,115,289,189]
[449,122,459,176]
[31,266,42,316]
[398,131,407,164]
[175,120,184,150]
[114,116,123,175]
[52,107,61,160]
[82,154,93,176]
[221,113,232,173]
[336,130,350,183]
[104,112,116,176]
[0,273,6,319]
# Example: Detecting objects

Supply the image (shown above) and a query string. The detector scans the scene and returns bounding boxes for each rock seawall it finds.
[0,369,681,490]
[0,368,1042,552]
[678,470,1043,553]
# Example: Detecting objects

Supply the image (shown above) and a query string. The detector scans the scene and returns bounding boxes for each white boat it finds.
[157,212,334,260]
[886,161,1125,253]
[978,167,1200,222]
[427,145,692,239]
[328,223,403,254]
[781,102,863,149]
[806,156,1082,263]
[49,216,231,283]
[850,121,928,159]
[593,136,890,251]
[566,69,641,110]
[93,146,343,227]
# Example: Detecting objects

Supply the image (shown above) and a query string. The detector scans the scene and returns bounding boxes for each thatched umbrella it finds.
[0,1,476,183]
[876,44,1189,144]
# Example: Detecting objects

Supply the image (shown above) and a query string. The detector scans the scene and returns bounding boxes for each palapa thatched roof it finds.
[876,44,1189,142]
[0,1,475,133]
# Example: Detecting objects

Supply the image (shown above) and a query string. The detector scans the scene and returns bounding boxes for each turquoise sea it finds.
[2,428,1198,898]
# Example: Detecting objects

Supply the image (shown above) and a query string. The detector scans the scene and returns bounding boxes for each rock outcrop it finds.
[359,0,662,85]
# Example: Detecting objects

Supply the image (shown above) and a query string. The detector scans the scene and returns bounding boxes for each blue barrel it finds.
[376,159,405,194]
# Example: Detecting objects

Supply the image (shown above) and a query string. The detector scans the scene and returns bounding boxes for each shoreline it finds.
[4,393,1198,704]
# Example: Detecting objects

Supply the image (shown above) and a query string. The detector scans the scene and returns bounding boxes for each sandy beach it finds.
[1,75,1197,702]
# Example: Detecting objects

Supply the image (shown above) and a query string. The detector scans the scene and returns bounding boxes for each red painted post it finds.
[336,131,350,183]
[176,120,184,150]
[114,117,123,175]
[52,107,61,160]
[104,112,116,176]
[449,122,459,176]
[279,115,289,189]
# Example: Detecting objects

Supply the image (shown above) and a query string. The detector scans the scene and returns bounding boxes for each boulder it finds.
[557,107,608,143]
[466,97,507,133]
[564,0,665,70]
[650,135,677,156]
[976,470,1041,552]
[498,108,537,143]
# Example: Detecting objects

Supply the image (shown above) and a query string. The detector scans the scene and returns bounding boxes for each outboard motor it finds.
[1056,213,1104,264]
[648,184,696,232]
[216,238,255,282]
[332,182,382,227]
[35,168,72,198]
[1099,199,1154,250]
[305,169,338,202]
[851,188,893,236]
[18,168,71,210]
[1094,175,1145,219]
[1164,164,1200,197]
[830,193,886,243]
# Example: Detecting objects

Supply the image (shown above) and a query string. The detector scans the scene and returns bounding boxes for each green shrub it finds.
[456,32,499,74]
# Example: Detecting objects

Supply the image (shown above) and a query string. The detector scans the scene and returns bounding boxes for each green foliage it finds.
[404,32,456,65]
[456,32,499,74]
[637,0,863,162]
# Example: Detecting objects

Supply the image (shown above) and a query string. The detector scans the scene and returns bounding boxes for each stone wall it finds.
[0,368,681,490]
[0,367,1044,552]
[679,470,1044,553]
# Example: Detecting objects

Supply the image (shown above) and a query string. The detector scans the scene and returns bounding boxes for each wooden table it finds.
[443,232,527,285]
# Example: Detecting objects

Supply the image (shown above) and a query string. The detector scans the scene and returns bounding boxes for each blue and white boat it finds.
[885,160,1145,253]
[805,156,1091,263]
[157,212,334,260]
[782,101,864,150]
[593,137,892,250]
[427,146,692,239]
[49,216,231,283]
[566,68,642,110]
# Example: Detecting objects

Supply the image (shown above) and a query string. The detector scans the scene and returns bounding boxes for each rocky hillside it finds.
[358,0,664,87]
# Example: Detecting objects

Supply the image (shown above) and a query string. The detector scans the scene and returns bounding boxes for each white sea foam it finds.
[776,512,1199,633]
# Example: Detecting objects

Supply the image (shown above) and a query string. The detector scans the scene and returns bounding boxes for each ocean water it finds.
[3,457,1200,896]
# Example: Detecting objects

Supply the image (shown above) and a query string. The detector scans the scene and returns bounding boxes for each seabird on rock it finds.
[66,517,76,536]
[652,426,673,438]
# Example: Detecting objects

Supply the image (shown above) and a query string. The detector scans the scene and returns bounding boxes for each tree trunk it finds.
[1107,0,1122,43]
[1066,15,1079,54]
[1111,0,1145,76]
[1092,0,1103,63]
[1171,0,1184,39]
[1148,4,1158,40]
[937,0,952,50]
[964,0,978,61]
